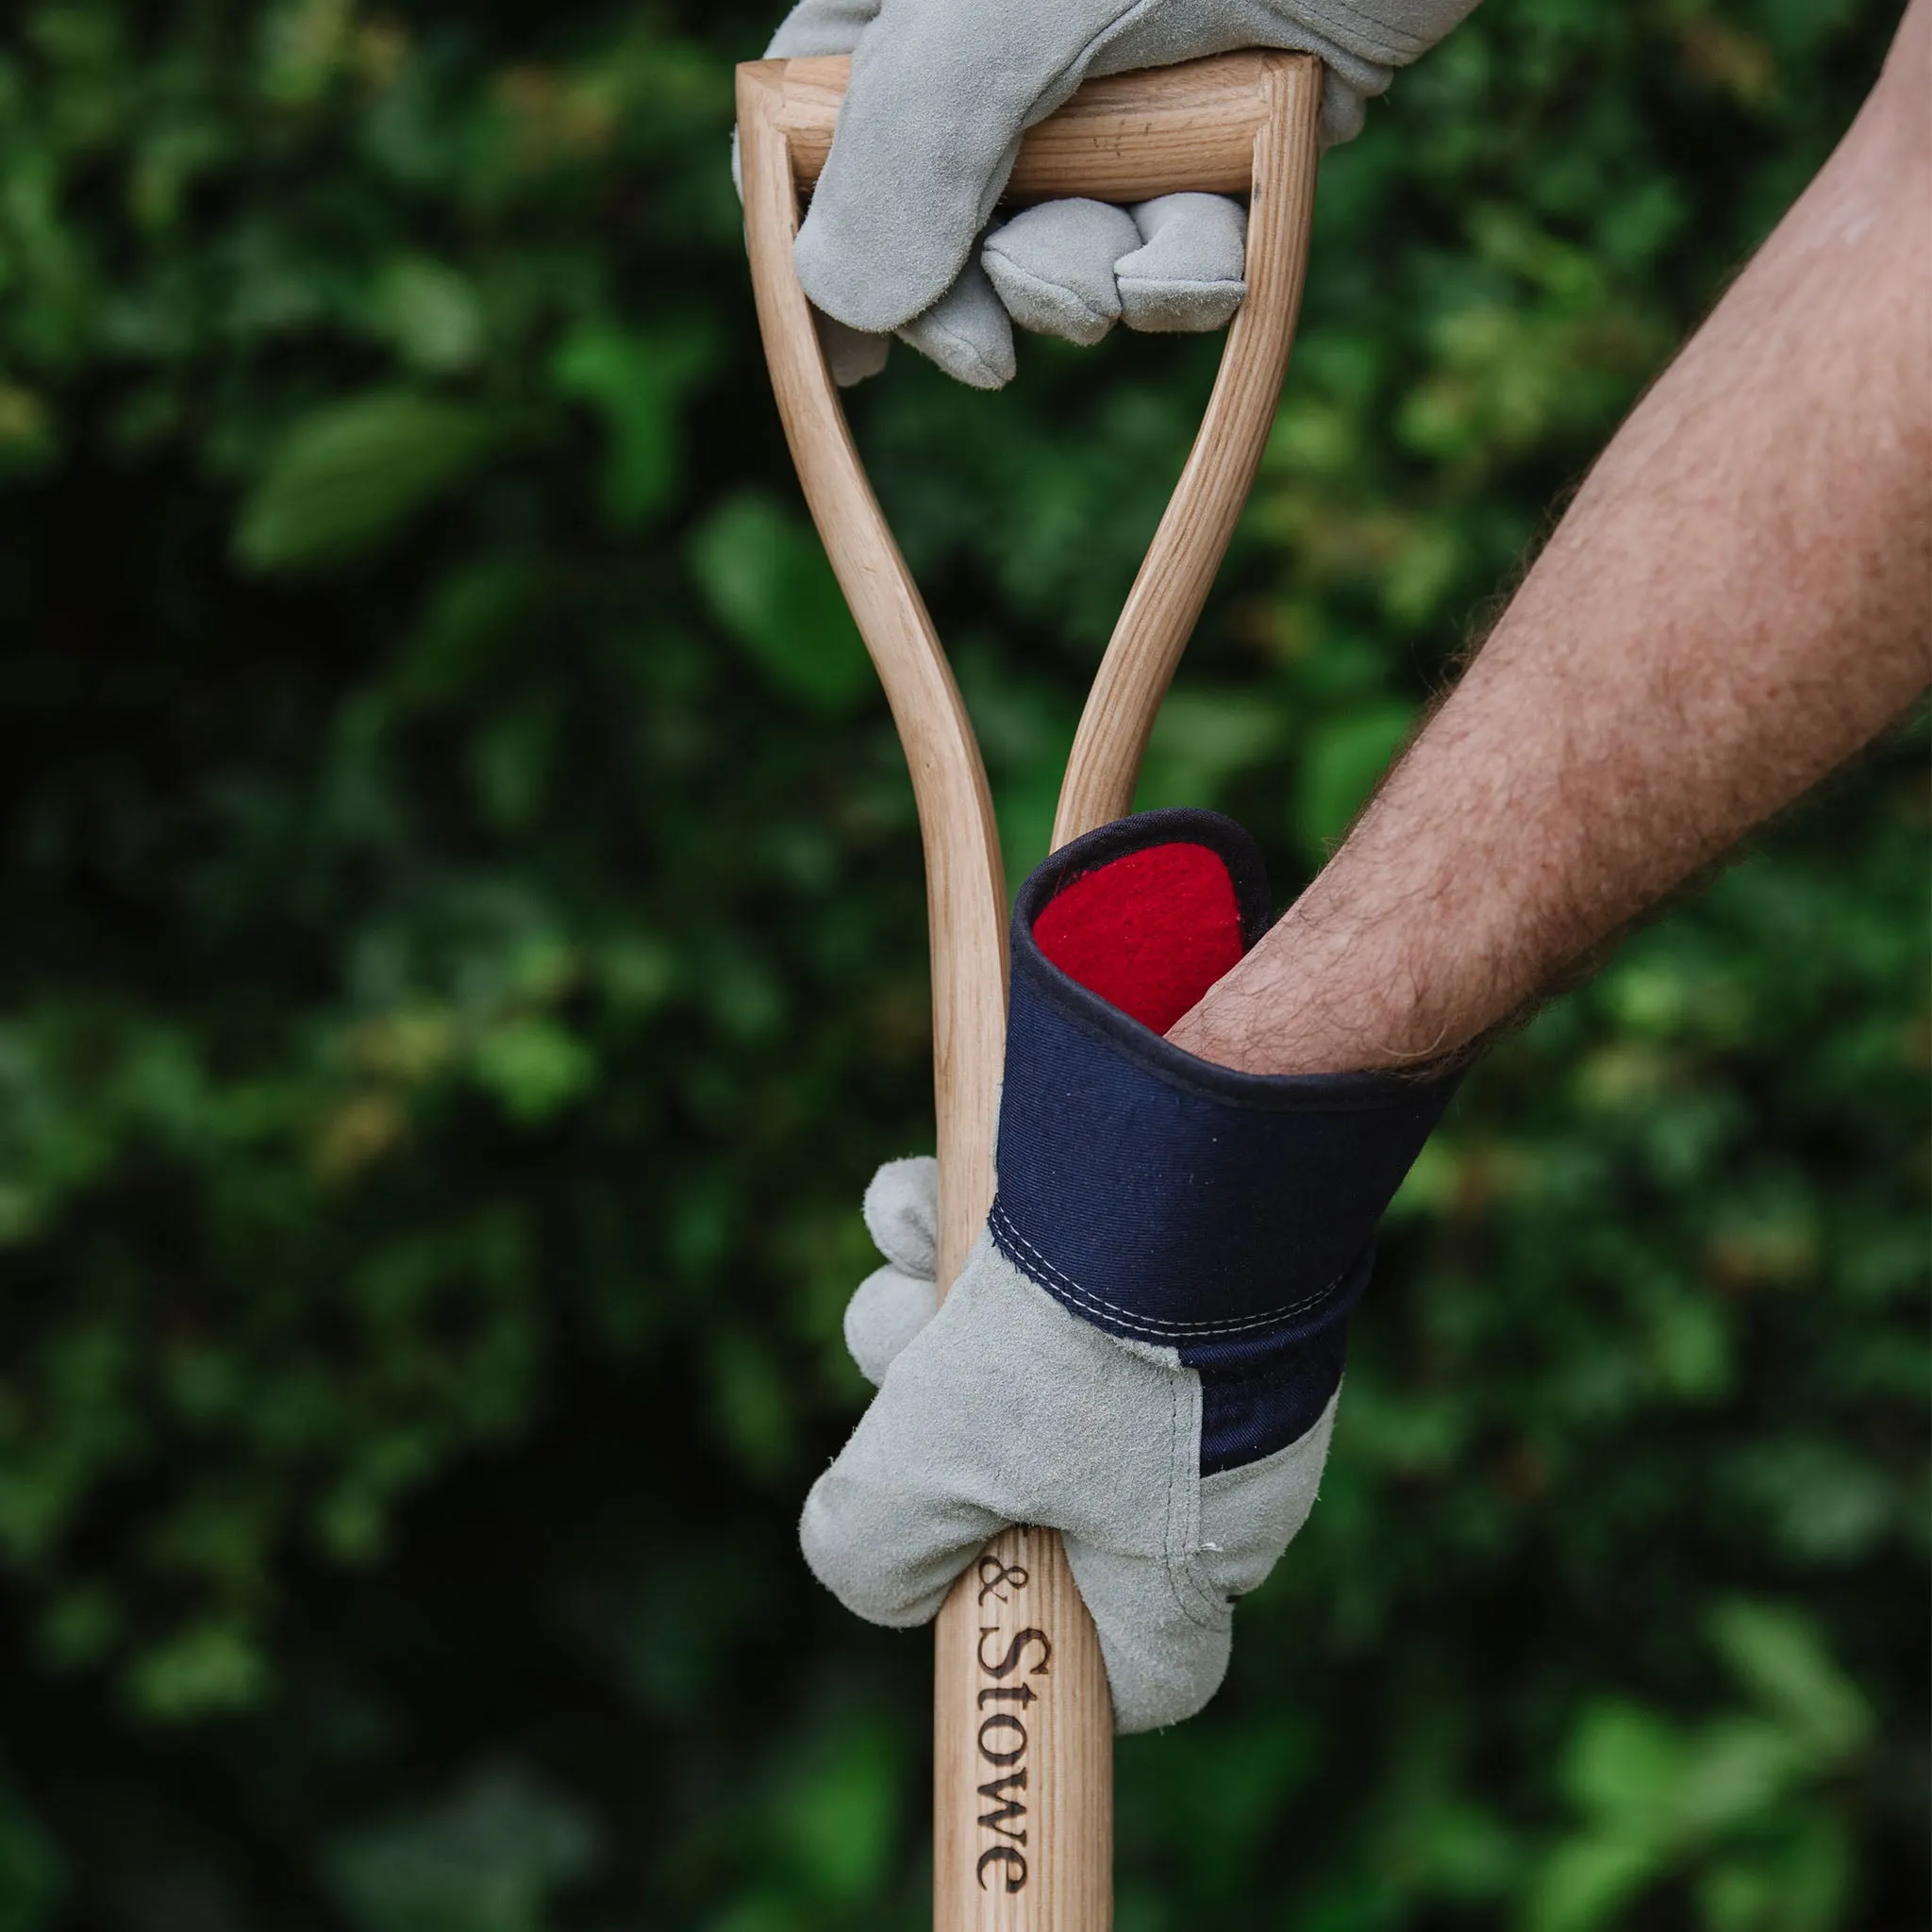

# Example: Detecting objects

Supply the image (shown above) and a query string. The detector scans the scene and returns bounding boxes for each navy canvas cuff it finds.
[990,809,1460,1471]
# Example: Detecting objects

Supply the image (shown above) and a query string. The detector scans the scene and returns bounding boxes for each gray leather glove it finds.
[802,811,1461,1730]
[761,0,1483,387]
[818,1152,1340,1732]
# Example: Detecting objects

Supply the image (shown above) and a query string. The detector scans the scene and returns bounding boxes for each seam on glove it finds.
[918,324,1008,389]
[1033,0,1166,125]
[1158,1370,1226,1635]
[980,251,1118,335]
[1196,1345,1348,1388]
[1175,1548,1233,1628]
[1295,0,1447,62]
[1117,275,1247,299]
[991,1199,1346,1338]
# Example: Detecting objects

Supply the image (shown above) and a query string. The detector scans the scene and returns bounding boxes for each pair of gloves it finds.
[760,0,1482,387]
[758,0,1479,1728]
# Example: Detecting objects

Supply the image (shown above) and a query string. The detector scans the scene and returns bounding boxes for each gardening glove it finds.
[760,0,1483,387]
[803,808,1461,1731]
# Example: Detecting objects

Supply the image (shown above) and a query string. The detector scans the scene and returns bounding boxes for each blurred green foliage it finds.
[0,1,1924,1926]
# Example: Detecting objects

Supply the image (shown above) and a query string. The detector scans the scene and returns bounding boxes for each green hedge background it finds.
[0,1,1924,1926]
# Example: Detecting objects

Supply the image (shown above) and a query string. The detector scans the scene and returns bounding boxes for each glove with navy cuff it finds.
[802,808,1459,1731]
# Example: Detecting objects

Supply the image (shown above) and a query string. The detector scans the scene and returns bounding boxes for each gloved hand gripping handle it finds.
[767,49,1287,202]
[737,51,1322,1931]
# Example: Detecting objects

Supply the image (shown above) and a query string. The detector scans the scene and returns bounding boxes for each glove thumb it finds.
[844,1156,941,1384]
[794,0,1120,332]
[862,1155,938,1275]
[843,1263,941,1385]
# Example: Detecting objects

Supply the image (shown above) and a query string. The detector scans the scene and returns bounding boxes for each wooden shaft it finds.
[1054,56,1322,845]
[739,50,1321,1931]
[741,65,1106,1924]
[739,62,1007,1269]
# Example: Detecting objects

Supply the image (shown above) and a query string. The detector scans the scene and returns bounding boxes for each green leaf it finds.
[1295,702,1416,857]
[1696,1813,1854,1932]
[1560,1700,1689,1823]
[771,1723,905,1903]
[550,322,714,527]
[1731,1438,1891,1563]
[470,1017,596,1124]
[127,1618,272,1721]
[258,0,354,107]
[1134,690,1285,814]
[374,258,485,375]
[1707,1600,1873,1763]
[235,391,498,574]
[1674,1716,1807,1838]
[1684,1715,1816,1846]
[1408,1801,1523,1902]
[689,491,873,714]
[1524,1832,1661,1932]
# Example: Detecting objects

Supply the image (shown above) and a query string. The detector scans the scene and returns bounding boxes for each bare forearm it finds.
[1172,3,1931,1076]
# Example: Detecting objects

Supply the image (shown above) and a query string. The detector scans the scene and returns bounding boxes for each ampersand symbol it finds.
[976,1554,1029,1604]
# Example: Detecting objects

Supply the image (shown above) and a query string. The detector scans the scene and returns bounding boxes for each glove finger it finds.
[763,0,880,58]
[793,0,1123,332]
[860,1155,938,1277]
[982,198,1139,346]
[843,1262,941,1386]
[815,308,891,388]
[895,260,1015,391]
[1319,70,1370,148]
[1060,1537,1232,1735]
[800,1383,1008,1629]
[1117,193,1247,335]
[1195,1390,1340,1597]
[1058,1392,1343,1734]
[739,5,878,211]
[804,1234,1180,1634]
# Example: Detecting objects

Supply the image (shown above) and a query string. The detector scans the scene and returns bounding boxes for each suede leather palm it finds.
[802,809,1460,1732]
[761,0,1483,386]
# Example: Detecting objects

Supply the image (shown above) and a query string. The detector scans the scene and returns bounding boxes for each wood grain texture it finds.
[1053,54,1322,846]
[738,51,1320,1931]
[935,1525,1111,1927]
[739,60,1006,1275]
[761,50,1277,202]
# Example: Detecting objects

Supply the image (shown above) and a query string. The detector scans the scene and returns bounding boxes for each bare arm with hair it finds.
[1170,0,1932,1078]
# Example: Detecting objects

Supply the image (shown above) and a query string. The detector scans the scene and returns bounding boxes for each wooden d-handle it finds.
[738,50,1322,1932]
[759,50,1291,202]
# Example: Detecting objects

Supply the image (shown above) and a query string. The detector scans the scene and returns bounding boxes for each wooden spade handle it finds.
[763,49,1294,202]
[737,50,1322,1931]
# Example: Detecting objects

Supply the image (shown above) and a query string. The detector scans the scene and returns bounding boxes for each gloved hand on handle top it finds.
[758,0,1482,387]
[803,811,1460,1730]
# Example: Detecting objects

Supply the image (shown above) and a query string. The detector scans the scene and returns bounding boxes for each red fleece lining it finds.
[1031,841,1244,1034]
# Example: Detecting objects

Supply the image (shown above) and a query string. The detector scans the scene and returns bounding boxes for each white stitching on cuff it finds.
[990,1200,1345,1340]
